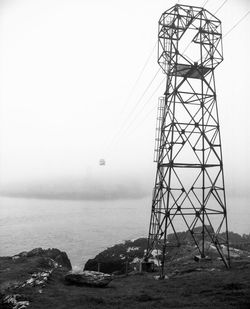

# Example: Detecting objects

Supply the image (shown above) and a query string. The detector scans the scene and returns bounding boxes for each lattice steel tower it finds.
[146,4,230,274]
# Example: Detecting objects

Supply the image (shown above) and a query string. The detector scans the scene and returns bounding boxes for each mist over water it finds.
[0,0,249,269]
[0,195,249,267]
[0,196,151,267]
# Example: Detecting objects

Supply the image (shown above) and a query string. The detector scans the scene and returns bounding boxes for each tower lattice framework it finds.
[146,4,230,273]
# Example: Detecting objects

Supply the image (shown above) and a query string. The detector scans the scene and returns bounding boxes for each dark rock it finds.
[84,238,148,274]
[15,294,30,302]
[19,251,28,257]
[85,226,249,275]
[54,253,71,269]
[1,294,30,308]
[27,248,44,257]
[25,248,71,270]
[0,247,72,308]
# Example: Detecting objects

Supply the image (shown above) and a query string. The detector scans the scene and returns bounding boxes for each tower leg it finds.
[146,4,230,275]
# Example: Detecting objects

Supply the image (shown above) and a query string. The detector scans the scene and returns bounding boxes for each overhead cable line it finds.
[202,0,210,8]
[108,68,161,145]
[124,10,249,142]
[182,0,226,58]
[121,77,165,138]
[214,0,228,14]
[104,9,249,156]
[182,41,192,55]
[223,11,249,38]
[119,40,157,115]
[101,41,157,153]
[135,10,249,137]
[104,67,161,154]
[135,84,165,128]
[195,10,249,63]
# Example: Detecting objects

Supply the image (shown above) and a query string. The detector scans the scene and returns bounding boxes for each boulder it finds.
[64,271,112,287]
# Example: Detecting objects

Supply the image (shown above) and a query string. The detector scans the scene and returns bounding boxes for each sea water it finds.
[0,196,249,267]
[0,196,151,267]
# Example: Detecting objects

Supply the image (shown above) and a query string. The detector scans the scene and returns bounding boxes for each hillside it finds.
[84,230,250,274]
[1,232,250,308]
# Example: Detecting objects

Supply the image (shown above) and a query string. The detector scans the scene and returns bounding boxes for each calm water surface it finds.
[0,196,249,267]
[0,197,151,267]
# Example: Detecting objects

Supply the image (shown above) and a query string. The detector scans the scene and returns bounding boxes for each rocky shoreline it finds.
[1,232,250,308]
[0,248,72,308]
[84,238,148,274]
[84,230,250,275]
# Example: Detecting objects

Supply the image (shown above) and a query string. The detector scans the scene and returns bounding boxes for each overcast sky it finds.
[0,0,249,200]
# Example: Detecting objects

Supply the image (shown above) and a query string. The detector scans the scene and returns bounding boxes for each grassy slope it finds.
[2,257,250,309]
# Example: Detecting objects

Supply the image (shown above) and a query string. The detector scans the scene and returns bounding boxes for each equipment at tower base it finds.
[145,4,230,277]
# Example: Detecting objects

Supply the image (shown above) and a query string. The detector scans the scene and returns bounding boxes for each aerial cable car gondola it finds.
[99,159,106,166]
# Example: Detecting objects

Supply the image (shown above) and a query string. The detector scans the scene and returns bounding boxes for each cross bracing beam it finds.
[146,4,230,276]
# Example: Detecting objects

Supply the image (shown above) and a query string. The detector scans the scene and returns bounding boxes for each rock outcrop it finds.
[0,248,71,309]
[14,248,72,270]
[84,229,250,275]
[0,233,250,308]
[84,238,148,274]
[1,293,30,309]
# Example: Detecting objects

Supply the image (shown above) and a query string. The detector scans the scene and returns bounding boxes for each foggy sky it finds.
[0,0,249,200]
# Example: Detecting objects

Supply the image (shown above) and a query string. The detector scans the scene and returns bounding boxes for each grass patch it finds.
[223,282,244,290]
[1,254,250,308]
[135,293,162,302]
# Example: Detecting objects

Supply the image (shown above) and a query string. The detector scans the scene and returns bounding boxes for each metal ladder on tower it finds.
[153,97,164,163]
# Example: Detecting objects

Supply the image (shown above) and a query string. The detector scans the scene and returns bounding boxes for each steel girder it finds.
[146,4,230,275]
